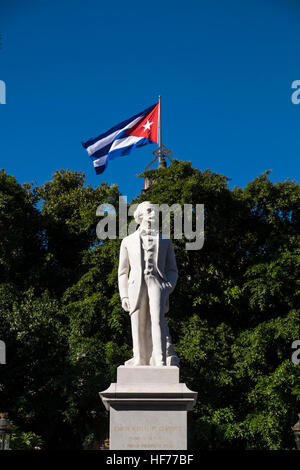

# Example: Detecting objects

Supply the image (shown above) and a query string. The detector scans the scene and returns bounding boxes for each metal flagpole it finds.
[158,95,161,149]
[158,95,166,168]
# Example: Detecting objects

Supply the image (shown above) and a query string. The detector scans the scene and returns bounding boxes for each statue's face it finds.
[140,202,157,226]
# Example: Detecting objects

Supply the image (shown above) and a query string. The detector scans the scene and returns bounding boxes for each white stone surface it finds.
[118,201,179,367]
[109,405,187,450]
[117,365,179,384]
[99,366,197,450]
[101,201,198,448]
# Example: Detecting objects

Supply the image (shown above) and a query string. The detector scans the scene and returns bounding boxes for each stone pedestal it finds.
[99,366,197,450]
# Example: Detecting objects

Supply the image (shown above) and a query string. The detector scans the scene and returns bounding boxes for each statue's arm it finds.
[165,240,178,292]
[118,239,129,301]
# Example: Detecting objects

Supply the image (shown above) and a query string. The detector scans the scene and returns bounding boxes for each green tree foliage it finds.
[10,421,44,450]
[0,162,299,449]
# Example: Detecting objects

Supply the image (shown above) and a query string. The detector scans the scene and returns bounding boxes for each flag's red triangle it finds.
[126,103,159,143]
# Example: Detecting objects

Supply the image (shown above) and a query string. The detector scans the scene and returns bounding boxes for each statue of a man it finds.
[118,201,179,367]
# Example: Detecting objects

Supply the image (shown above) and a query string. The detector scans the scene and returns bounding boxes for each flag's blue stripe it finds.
[82,103,156,148]
[95,165,106,175]
[108,137,153,161]
[88,143,111,160]
[85,126,129,159]
[90,137,154,175]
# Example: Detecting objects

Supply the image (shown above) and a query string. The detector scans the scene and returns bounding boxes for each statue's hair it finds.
[133,201,153,224]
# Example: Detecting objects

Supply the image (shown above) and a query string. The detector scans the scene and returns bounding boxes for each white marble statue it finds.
[118,201,179,367]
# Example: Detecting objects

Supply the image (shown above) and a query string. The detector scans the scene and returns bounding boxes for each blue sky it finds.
[1,0,300,200]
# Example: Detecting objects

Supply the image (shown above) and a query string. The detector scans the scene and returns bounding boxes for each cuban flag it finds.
[82,103,159,175]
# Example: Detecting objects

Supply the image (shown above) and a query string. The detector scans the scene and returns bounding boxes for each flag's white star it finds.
[142,120,153,132]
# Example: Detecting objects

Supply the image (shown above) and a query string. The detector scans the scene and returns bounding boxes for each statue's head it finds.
[134,201,157,227]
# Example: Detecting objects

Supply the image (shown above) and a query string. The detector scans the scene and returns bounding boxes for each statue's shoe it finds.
[149,356,165,367]
[124,357,148,367]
